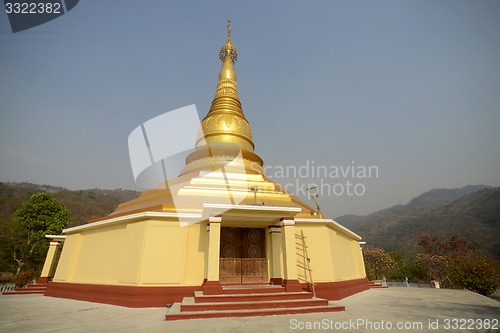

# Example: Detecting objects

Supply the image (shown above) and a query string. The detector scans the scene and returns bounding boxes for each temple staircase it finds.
[165,284,345,320]
[2,282,48,295]
[369,281,389,289]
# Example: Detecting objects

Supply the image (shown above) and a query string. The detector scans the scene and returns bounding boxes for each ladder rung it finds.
[296,264,312,271]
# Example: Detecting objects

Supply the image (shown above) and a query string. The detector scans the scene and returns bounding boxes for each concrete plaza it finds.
[0,287,498,332]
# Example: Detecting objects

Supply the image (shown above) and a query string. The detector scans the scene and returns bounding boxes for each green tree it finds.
[362,245,396,280]
[404,258,429,281]
[385,251,429,281]
[12,193,70,274]
[414,253,447,284]
[387,251,406,280]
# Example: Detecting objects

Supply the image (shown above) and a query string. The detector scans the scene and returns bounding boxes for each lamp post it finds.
[250,186,258,205]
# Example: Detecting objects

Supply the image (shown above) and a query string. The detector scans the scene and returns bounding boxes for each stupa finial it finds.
[219,19,237,63]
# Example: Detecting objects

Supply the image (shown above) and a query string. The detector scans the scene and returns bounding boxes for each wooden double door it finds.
[219,227,267,284]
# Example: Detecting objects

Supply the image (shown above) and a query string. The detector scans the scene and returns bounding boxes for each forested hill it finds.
[0,182,140,227]
[336,186,500,259]
[2,182,498,260]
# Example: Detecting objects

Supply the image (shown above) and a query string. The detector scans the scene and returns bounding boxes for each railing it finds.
[295,230,316,298]
[385,280,433,288]
[0,284,16,292]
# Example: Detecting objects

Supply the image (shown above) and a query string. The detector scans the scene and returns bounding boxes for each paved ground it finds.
[0,288,498,332]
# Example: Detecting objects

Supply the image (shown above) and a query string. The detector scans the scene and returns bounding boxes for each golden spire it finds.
[219,19,237,64]
[184,20,264,173]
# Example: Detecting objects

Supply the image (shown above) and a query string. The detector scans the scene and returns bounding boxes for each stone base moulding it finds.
[269,278,283,285]
[282,279,302,292]
[44,277,369,308]
[311,277,370,300]
[44,282,201,308]
[36,277,51,284]
[201,280,223,295]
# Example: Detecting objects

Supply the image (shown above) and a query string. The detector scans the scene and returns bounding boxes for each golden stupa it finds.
[44,21,368,312]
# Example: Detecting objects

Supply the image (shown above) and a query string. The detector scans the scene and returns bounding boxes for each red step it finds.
[2,290,45,295]
[369,285,389,289]
[194,291,312,303]
[222,284,285,294]
[182,297,328,311]
[2,283,48,295]
[368,281,388,289]
[17,285,46,291]
[166,303,345,320]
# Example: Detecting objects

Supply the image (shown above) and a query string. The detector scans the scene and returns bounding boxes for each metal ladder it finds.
[295,230,316,298]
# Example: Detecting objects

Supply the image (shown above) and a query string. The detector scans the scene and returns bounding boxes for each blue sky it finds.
[1,1,499,217]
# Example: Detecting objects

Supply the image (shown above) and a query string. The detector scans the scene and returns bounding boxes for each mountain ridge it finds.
[336,185,499,259]
[0,182,140,227]
[336,185,492,229]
